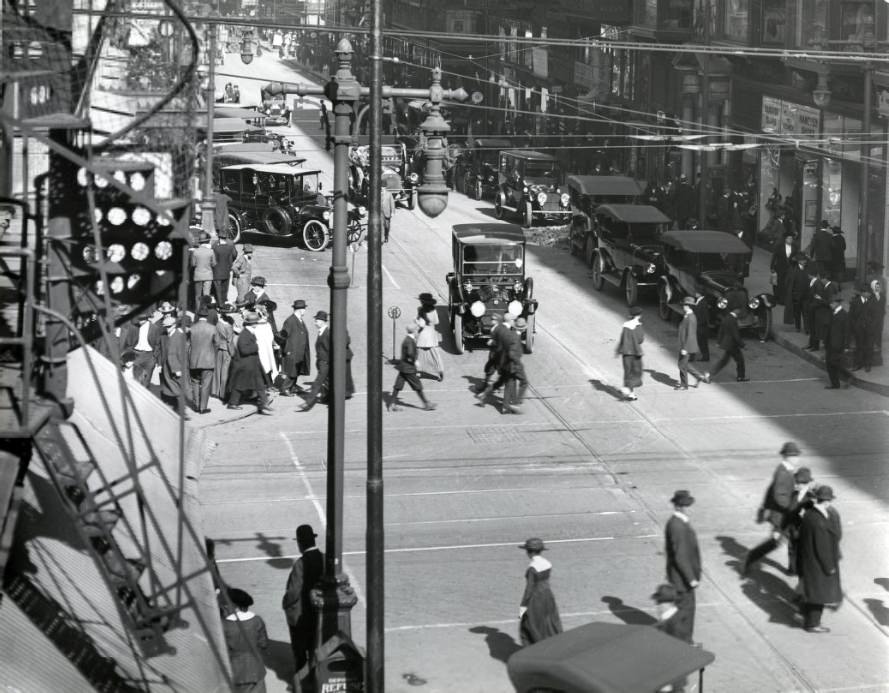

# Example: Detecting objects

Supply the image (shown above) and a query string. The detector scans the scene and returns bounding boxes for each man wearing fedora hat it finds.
[849,282,874,372]
[677,297,706,390]
[191,234,216,303]
[796,485,842,633]
[390,322,436,412]
[783,467,816,577]
[240,276,279,335]
[703,305,747,383]
[282,524,324,674]
[231,244,254,304]
[517,537,563,645]
[664,490,701,643]
[785,253,812,331]
[743,442,801,575]
[211,231,238,306]
[278,300,311,396]
[188,304,217,414]
[824,294,850,389]
[301,311,355,411]
[158,314,188,410]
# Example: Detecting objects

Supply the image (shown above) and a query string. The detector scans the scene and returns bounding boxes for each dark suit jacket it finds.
[315,327,330,367]
[762,463,795,528]
[665,515,701,591]
[716,312,743,350]
[282,547,325,627]
[397,335,418,374]
[212,241,238,280]
[826,309,849,353]
[188,318,217,369]
[810,229,834,263]
[280,314,311,377]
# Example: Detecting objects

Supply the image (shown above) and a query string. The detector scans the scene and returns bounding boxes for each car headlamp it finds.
[470,301,486,317]
[507,300,523,317]
[409,172,419,183]
[513,279,523,292]
[645,263,656,274]
[748,298,760,310]
[322,210,331,221]
[560,193,570,206]
[537,192,547,205]
[523,186,529,194]
[717,297,728,310]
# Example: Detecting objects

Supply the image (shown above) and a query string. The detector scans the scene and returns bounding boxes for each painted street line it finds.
[382,263,401,289]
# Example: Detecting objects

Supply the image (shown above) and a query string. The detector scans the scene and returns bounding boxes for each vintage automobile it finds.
[350,136,418,210]
[260,97,291,126]
[211,144,305,191]
[446,223,538,354]
[218,163,333,251]
[588,203,672,306]
[657,230,774,341]
[566,175,644,265]
[452,138,511,200]
[494,150,572,227]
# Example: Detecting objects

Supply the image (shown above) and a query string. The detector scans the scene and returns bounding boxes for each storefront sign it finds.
[532,47,548,79]
[762,96,819,138]
[762,96,781,132]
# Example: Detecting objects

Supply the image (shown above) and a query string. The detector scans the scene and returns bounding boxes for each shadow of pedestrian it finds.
[463,374,487,394]
[469,625,521,663]
[254,532,293,570]
[875,577,889,592]
[644,368,679,388]
[588,378,624,401]
[716,535,800,628]
[863,598,889,627]
[262,639,295,683]
[600,596,657,626]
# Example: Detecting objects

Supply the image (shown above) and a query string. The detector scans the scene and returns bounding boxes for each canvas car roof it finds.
[214,151,306,167]
[596,204,671,224]
[661,229,752,254]
[507,622,715,693]
[220,163,321,175]
[566,175,643,197]
[452,223,526,244]
[502,150,557,161]
[214,106,266,120]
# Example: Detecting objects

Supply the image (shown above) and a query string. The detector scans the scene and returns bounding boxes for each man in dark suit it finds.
[677,297,706,389]
[786,254,811,332]
[849,283,874,372]
[743,442,800,574]
[476,313,508,394]
[806,272,839,351]
[824,295,850,389]
[301,310,354,411]
[703,308,747,383]
[664,489,701,643]
[212,233,238,305]
[123,310,163,388]
[158,314,188,410]
[808,220,834,277]
[278,299,312,396]
[282,524,325,675]
[390,322,436,411]
[691,293,710,361]
[797,486,842,633]
[770,231,798,305]
[188,305,216,413]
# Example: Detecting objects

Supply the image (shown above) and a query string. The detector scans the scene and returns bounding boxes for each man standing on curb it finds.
[825,295,850,389]
[676,297,706,390]
[664,489,701,644]
[743,442,799,575]
[282,524,325,677]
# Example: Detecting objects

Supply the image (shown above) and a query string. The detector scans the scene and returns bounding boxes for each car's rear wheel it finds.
[523,202,533,228]
[226,213,241,244]
[625,273,638,306]
[757,308,773,341]
[408,189,417,210]
[591,252,605,290]
[453,313,464,354]
[263,207,291,236]
[494,196,505,219]
[658,286,672,321]
[302,220,329,251]
[523,313,535,354]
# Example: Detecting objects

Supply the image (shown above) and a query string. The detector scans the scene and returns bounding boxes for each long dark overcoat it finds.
[280,314,311,378]
[227,329,267,394]
[797,506,842,605]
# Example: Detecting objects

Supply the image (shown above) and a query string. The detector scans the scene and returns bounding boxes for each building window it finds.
[663,0,693,29]
[723,0,749,41]
[840,1,875,43]
[453,20,464,32]
[792,0,827,47]
[762,0,786,43]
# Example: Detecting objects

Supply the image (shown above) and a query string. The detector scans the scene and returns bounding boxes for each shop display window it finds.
[793,0,827,47]
[840,1,875,43]
[723,0,749,41]
[821,158,842,228]
[762,0,786,44]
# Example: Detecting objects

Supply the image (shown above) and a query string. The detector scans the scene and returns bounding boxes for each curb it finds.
[771,330,889,397]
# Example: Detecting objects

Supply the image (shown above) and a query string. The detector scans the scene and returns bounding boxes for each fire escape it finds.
[0,1,234,688]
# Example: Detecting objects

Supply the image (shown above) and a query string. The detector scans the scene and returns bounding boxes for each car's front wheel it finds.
[453,312,464,354]
[302,220,330,251]
[523,202,533,228]
[226,213,241,244]
[591,252,605,290]
[625,272,638,306]
[757,308,773,341]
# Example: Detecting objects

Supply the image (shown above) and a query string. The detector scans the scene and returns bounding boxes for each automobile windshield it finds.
[524,160,559,178]
[462,244,524,276]
[699,252,747,274]
[631,224,663,242]
[381,146,402,162]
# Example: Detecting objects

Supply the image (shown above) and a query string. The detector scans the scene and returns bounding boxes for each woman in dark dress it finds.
[223,588,268,692]
[615,306,645,401]
[518,537,563,646]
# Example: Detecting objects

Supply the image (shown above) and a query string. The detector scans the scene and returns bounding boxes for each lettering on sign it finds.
[320,678,363,693]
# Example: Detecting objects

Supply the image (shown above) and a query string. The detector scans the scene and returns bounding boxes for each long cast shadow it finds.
[863,598,889,627]
[589,378,625,401]
[601,596,657,626]
[469,625,521,663]
[263,639,295,684]
[644,368,680,389]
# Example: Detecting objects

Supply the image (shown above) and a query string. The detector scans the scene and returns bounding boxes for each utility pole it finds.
[201,11,217,240]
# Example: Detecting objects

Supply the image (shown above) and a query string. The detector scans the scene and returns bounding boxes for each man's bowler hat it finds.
[242,312,260,325]
[251,275,267,287]
[794,467,813,483]
[814,485,835,501]
[314,310,328,322]
[651,584,678,603]
[629,305,643,316]
[779,441,801,457]
[518,537,546,552]
[293,299,307,309]
[296,524,318,544]
[670,489,695,507]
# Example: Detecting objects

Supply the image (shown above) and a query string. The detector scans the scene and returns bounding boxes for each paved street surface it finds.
[202,51,889,692]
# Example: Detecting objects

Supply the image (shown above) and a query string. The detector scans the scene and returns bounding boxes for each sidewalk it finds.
[747,245,889,397]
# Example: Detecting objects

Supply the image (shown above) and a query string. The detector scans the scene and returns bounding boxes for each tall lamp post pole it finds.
[202,13,217,239]
[262,43,465,689]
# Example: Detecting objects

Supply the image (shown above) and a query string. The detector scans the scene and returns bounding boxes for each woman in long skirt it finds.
[253,304,279,388]
[222,587,268,692]
[616,305,644,400]
[416,293,444,381]
[518,537,563,645]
